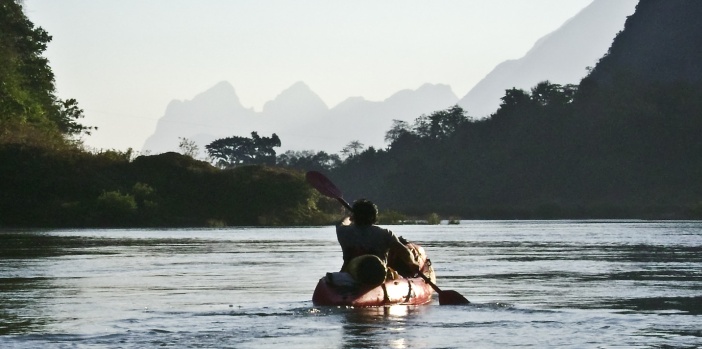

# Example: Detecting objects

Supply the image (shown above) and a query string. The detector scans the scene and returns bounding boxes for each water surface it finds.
[1,221,701,348]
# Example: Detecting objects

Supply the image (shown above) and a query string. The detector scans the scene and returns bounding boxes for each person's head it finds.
[351,199,378,226]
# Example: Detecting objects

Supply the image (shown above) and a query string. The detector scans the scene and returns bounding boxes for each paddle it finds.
[305,170,353,211]
[417,272,470,305]
[305,170,470,305]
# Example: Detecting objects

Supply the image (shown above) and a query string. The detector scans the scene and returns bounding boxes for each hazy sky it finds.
[24,0,594,151]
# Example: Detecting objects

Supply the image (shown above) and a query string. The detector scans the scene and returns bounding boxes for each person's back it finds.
[335,199,418,286]
[337,222,397,266]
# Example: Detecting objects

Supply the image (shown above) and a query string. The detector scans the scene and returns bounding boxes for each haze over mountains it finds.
[142,81,458,156]
[142,0,637,157]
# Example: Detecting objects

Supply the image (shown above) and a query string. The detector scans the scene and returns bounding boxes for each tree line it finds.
[270,78,702,219]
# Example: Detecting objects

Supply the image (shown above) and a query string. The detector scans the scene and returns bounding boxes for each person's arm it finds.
[337,216,351,227]
[389,237,420,274]
[336,218,352,272]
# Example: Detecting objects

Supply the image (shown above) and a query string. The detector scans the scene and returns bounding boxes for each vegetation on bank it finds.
[0,144,337,227]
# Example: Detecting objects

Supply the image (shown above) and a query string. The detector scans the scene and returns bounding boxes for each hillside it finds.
[326,0,702,219]
[457,0,637,117]
[583,0,702,86]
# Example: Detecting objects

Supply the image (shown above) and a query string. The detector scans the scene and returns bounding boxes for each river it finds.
[1,221,701,348]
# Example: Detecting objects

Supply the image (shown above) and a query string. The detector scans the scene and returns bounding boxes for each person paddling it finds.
[336,199,420,286]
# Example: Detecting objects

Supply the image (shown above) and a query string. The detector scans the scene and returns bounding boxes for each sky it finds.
[23,0,594,152]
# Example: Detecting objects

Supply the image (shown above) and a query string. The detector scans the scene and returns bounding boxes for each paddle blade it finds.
[306,171,343,199]
[438,290,471,305]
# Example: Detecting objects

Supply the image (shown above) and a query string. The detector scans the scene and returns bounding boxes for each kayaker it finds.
[336,199,420,286]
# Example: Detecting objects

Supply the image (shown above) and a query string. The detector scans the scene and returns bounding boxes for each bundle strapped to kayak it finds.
[311,242,436,307]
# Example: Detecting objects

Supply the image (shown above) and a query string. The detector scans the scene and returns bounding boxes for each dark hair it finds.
[352,199,378,226]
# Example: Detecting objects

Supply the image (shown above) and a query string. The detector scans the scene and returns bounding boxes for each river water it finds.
[1,221,701,348]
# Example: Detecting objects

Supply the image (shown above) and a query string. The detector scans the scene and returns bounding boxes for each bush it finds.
[378,210,407,225]
[426,212,441,225]
[92,191,137,226]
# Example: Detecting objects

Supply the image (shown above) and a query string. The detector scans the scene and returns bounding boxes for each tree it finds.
[413,105,469,140]
[341,140,364,159]
[385,119,411,144]
[206,132,281,168]
[531,81,578,106]
[494,82,578,118]
[178,137,199,158]
[0,1,92,137]
[498,88,533,111]
[250,131,281,165]
[277,150,341,172]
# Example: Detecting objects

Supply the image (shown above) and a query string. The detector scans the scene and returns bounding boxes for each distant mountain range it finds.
[142,0,637,156]
[141,81,457,156]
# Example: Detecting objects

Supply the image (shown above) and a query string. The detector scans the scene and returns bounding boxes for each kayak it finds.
[312,242,437,307]
[311,272,434,307]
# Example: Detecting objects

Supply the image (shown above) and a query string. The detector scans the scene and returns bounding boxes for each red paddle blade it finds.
[306,171,343,199]
[438,290,471,305]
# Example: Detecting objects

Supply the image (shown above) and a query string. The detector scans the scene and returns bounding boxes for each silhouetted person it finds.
[336,199,419,286]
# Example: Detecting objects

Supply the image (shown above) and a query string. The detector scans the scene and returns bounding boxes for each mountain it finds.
[457,0,638,117]
[262,81,329,117]
[258,81,332,152]
[141,81,258,157]
[583,0,702,87]
[141,81,457,156]
[322,83,458,152]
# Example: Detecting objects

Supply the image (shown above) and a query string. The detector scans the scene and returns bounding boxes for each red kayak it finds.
[312,242,437,307]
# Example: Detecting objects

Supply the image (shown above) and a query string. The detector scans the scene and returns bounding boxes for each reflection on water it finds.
[341,306,421,349]
[1,222,701,348]
[0,277,51,335]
